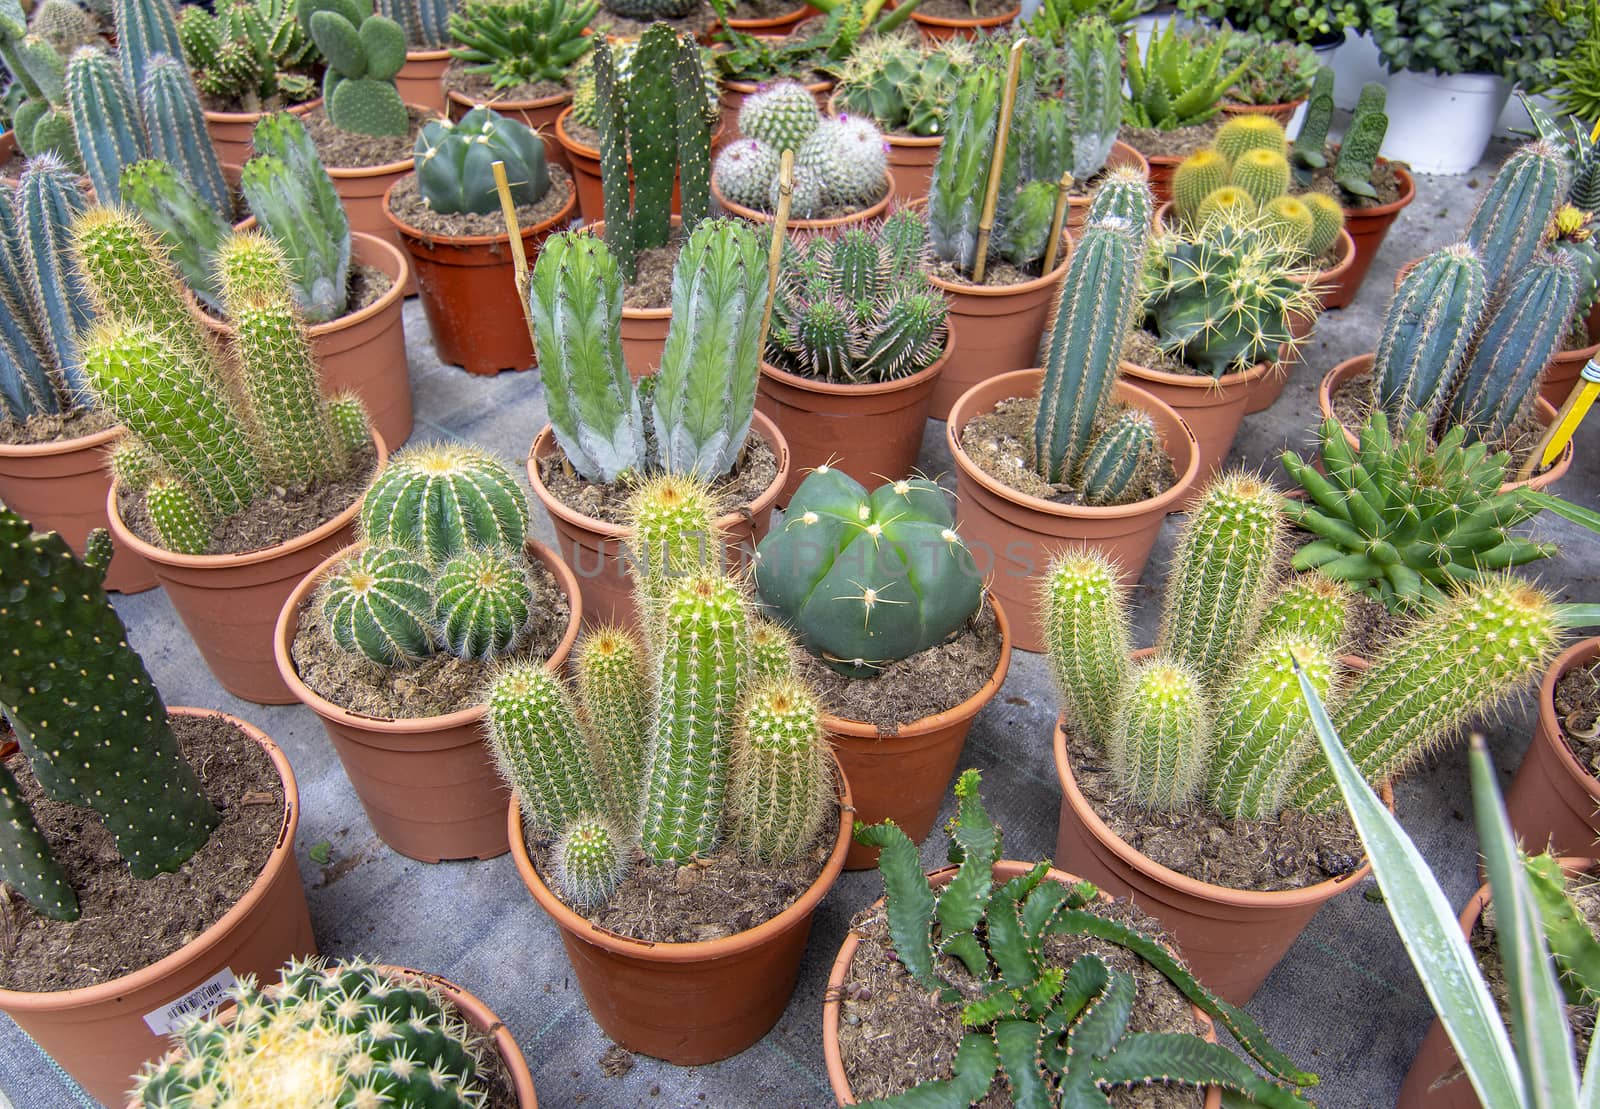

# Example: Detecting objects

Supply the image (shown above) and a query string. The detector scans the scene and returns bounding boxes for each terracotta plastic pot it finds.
[202,230,413,449]
[1121,354,1275,493]
[398,968,540,1107]
[822,859,1224,1107]
[1320,162,1415,310]
[909,4,1019,41]
[447,86,571,170]
[1065,142,1150,232]
[1053,708,1383,1005]
[718,1,813,34]
[275,538,580,861]
[0,128,16,176]
[202,97,320,168]
[718,65,834,142]
[712,172,895,231]
[755,350,946,505]
[105,429,387,704]
[946,371,1199,652]
[384,176,575,375]
[0,708,316,1106]
[0,424,156,593]
[1541,304,1600,408]
[830,596,1012,870]
[323,111,430,295]
[1317,355,1573,493]
[1220,99,1303,126]
[527,412,789,629]
[1142,152,1183,207]
[1396,857,1595,1108]
[1506,638,1600,860]
[395,48,452,113]
[926,238,1073,417]
[507,755,853,1064]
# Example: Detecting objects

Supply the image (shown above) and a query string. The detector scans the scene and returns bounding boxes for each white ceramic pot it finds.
[1380,69,1511,174]
[1330,29,1388,111]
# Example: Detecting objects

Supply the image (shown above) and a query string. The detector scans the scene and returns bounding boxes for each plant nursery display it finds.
[1176,0,1365,45]
[1023,0,1150,40]
[176,0,320,115]
[828,770,1318,1105]
[0,0,99,163]
[706,0,916,95]
[0,505,314,1103]
[1215,27,1318,118]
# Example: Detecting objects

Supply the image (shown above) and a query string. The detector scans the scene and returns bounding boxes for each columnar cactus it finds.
[1257,573,1352,652]
[359,443,529,564]
[748,616,797,684]
[1041,550,1131,747]
[139,52,231,217]
[576,625,650,817]
[145,476,214,553]
[555,814,629,908]
[626,473,719,625]
[377,0,453,46]
[730,678,831,862]
[302,0,409,136]
[322,544,437,664]
[329,393,373,454]
[1077,409,1162,507]
[1369,244,1489,429]
[1112,657,1210,811]
[1207,635,1334,820]
[131,958,490,1107]
[1058,16,1122,181]
[1462,140,1565,292]
[601,0,695,19]
[64,44,149,204]
[71,201,209,364]
[754,469,982,677]
[486,663,610,834]
[242,111,352,323]
[121,158,232,311]
[115,0,186,104]
[926,66,1002,274]
[434,547,533,660]
[414,106,549,216]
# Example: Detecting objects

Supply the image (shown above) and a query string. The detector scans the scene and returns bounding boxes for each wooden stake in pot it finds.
[759,150,795,353]
[1042,170,1072,276]
[493,159,537,351]
[970,40,1026,286]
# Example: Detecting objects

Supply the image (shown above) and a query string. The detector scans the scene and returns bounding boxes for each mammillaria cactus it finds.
[301,0,409,137]
[739,78,818,153]
[64,44,149,204]
[241,111,352,323]
[358,442,529,563]
[446,0,596,91]
[177,0,318,111]
[754,469,981,677]
[1123,18,1247,131]
[131,958,491,1107]
[414,106,549,215]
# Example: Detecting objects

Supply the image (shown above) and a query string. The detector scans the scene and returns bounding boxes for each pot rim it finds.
[527,409,791,540]
[0,420,121,460]
[945,369,1202,522]
[104,428,388,571]
[907,3,1021,27]
[757,347,948,399]
[381,172,578,249]
[1339,161,1416,219]
[201,96,321,125]
[1220,97,1306,112]
[402,46,454,62]
[0,708,299,1010]
[722,0,812,29]
[924,237,1072,299]
[711,172,896,231]
[823,90,943,149]
[1065,141,1151,210]
[272,537,584,734]
[1119,354,1276,391]
[508,751,853,960]
[445,85,572,113]
[1536,637,1600,800]
[201,230,409,338]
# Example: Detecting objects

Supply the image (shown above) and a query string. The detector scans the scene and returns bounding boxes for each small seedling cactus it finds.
[447,0,595,91]
[300,0,409,137]
[414,105,549,215]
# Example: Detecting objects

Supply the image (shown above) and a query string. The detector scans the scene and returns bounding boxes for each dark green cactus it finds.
[415,106,548,216]
[242,111,352,323]
[926,65,1002,274]
[1290,65,1333,172]
[359,443,530,565]
[303,0,409,136]
[754,469,982,677]
[446,0,596,91]
[138,52,231,218]
[1524,853,1600,1006]
[1369,244,1489,430]
[0,505,219,921]
[434,547,532,660]
[1,1,82,165]
[377,0,453,47]
[64,44,150,204]
[120,158,232,312]
[1463,140,1566,292]
[115,0,187,106]
[177,0,318,110]
[1331,82,1387,201]
[321,543,436,663]
[486,662,611,835]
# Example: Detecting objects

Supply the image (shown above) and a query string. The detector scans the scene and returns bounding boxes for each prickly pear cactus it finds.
[304,0,409,136]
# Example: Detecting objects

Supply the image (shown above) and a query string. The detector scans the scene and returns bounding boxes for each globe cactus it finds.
[737,79,820,154]
[1229,148,1291,208]
[414,106,550,216]
[1172,148,1230,220]
[795,114,887,208]
[711,138,781,210]
[359,443,529,566]
[434,547,533,660]
[321,544,437,664]
[1214,114,1287,164]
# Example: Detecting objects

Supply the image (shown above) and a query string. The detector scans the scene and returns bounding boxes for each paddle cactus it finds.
[120,158,232,311]
[754,469,982,678]
[1463,140,1566,292]
[1369,244,1490,430]
[359,443,529,565]
[1114,656,1210,810]
[64,44,149,204]
[322,544,436,664]
[303,0,409,136]
[138,52,231,217]
[486,662,610,835]
[1040,550,1131,748]
[434,547,532,660]
[555,814,629,909]
[241,111,352,323]
[415,106,549,216]
[730,677,831,862]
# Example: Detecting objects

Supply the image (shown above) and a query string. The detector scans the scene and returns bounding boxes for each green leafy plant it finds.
[1553,1,1600,123]
[1176,0,1368,43]
[415,105,548,215]
[299,0,409,136]
[707,0,919,81]
[176,0,319,111]
[446,0,595,91]
[1369,0,1580,89]
[826,32,969,138]
[1123,18,1247,131]
[849,769,1318,1106]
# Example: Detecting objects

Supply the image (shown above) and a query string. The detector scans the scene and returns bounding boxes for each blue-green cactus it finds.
[1369,244,1489,430]
[378,0,453,47]
[242,111,352,323]
[1463,140,1566,293]
[138,52,231,219]
[115,0,186,105]
[414,106,549,216]
[120,158,232,312]
[64,44,150,204]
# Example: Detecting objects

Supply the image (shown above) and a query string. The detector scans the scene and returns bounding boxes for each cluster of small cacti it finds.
[0,0,95,162]
[414,105,549,215]
[73,210,369,553]
[829,31,971,138]
[764,211,948,385]
[446,0,595,91]
[176,0,318,110]
[713,80,888,218]
[1123,18,1247,131]
[131,958,491,1107]
[1292,72,1388,202]
[321,443,537,666]
[487,477,837,910]
[376,0,453,46]
[300,0,410,136]
[1043,472,1561,819]
[754,468,982,677]
[528,218,766,483]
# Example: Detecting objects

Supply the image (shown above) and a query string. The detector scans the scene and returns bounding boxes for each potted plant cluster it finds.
[378,0,456,111]
[0,0,103,173]
[1214,26,1319,124]
[1176,0,1366,47]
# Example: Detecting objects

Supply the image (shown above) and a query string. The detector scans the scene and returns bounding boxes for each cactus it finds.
[1294,578,1560,811]
[650,218,766,481]
[64,45,149,204]
[754,469,982,677]
[414,106,549,216]
[359,443,529,565]
[996,178,1056,269]
[829,33,969,141]
[0,506,218,920]
[790,114,888,212]
[1331,82,1387,201]
[748,616,796,684]
[625,472,719,626]
[1524,853,1600,1006]
[145,476,213,553]
[1230,148,1291,207]
[376,0,453,47]
[1041,549,1131,748]
[1123,18,1247,131]
[926,65,1002,274]
[1,10,82,164]
[434,547,532,660]
[1257,573,1352,653]
[115,0,186,105]
[108,437,163,491]
[176,0,318,110]
[131,958,490,1107]
[1302,192,1344,256]
[1214,115,1288,164]
[555,814,629,908]
[1262,195,1315,245]
[524,231,645,482]
[120,159,231,311]
[738,78,819,154]
[1462,140,1565,292]
[1291,65,1334,171]
[712,138,782,210]
[1172,148,1230,222]
[1195,184,1254,224]
[575,625,650,821]
[486,662,610,835]
[1207,635,1334,820]
[1078,407,1162,506]
[446,0,596,91]
[602,0,695,18]
[303,0,409,136]
[1058,16,1122,180]
[138,52,231,217]
[70,204,207,363]
[1111,656,1210,810]
[28,0,95,53]
[242,110,352,323]
[729,678,831,863]
[322,543,436,663]
[215,224,293,305]
[1369,244,1490,429]
[328,393,371,455]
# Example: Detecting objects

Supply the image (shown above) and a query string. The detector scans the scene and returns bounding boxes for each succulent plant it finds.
[1292,79,1387,202]
[575,623,650,813]
[434,546,533,660]
[828,32,969,138]
[486,662,612,834]
[730,677,831,862]
[602,0,694,20]
[0,0,83,164]
[177,0,318,110]
[322,543,437,663]
[377,0,453,47]
[300,0,409,136]
[1216,27,1319,105]
[1123,18,1247,131]
[115,0,187,105]
[131,958,491,1107]
[359,442,529,564]
[1463,140,1566,297]
[1257,572,1352,653]
[555,814,629,908]
[120,158,232,312]
[241,111,352,323]
[414,105,549,216]
[446,0,595,91]
[139,57,224,231]
[64,44,150,205]
[1524,852,1600,1006]
[624,471,718,625]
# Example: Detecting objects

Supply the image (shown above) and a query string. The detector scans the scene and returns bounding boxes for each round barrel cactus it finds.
[414,105,550,216]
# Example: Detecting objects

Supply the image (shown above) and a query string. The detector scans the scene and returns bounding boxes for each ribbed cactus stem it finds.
[108,437,163,492]
[1257,573,1352,655]
[414,106,549,216]
[731,678,832,863]
[555,814,630,909]
[230,294,347,487]
[434,548,532,660]
[65,45,149,205]
[1086,165,1155,227]
[487,663,610,836]
[360,444,530,564]
[327,394,373,457]
[322,545,436,665]
[138,52,231,218]
[1172,150,1229,222]
[1370,244,1489,429]
[576,624,650,824]
[625,472,719,628]
[926,67,1000,272]
[71,206,211,368]
[1463,140,1566,290]
[1110,656,1210,811]
[120,158,231,312]
[243,111,351,324]
[145,477,214,554]
[114,0,186,109]
[1041,550,1132,748]
[1078,408,1160,507]
[748,617,797,684]
[17,154,91,404]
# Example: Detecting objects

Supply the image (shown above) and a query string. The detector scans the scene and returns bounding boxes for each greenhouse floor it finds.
[5,137,1599,1108]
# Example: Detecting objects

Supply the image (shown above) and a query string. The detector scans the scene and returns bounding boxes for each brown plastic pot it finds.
[105,429,387,704]
[1053,707,1383,1005]
[1220,99,1303,126]
[1143,152,1182,207]
[202,230,414,449]
[1320,162,1415,310]
[0,708,315,1106]
[822,859,1224,1107]
[712,172,895,231]
[717,1,813,34]
[527,411,789,629]
[1395,857,1595,1108]
[1121,353,1276,493]
[507,755,853,1064]
[946,370,1200,652]
[383,175,576,375]
[1317,354,1573,493]
[275,538,581,862]
[447,86,571,170]
[925,237,1073,417]
[909,4,1020,41]
[0,424,156,593]
[755,350,947,505]
[202,96,320,168]
[830,595,1012,870]
[1505,638,1600,860]
[1540,303,1600,408]
[395,48,452,113]
[1065,142,1149,232]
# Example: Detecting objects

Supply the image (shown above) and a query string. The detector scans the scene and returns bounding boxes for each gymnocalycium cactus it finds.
[849,770,1319,1106]
[754,468,982,677]
[301,0,409,136]
[415,106,549,216]
[446,0,596,91]
[176,0,318,111]
[131,958,491,1107]
[0,506,218,921]
[1123,18,1247,131]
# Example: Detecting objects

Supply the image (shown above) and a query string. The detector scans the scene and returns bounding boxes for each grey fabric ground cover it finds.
[3,136,1599,1108]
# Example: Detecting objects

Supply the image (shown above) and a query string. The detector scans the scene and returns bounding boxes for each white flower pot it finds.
[1380,69,1511,175]
[1330,29,1387,110]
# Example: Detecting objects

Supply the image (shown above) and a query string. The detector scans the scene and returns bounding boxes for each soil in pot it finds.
[1304,154,1408,208]
[301,103,431,168]
[915,0,1016,15]
[596,2,717,39]
[0,713,283,993]
[1555,660,1600,778]
[0,406,117,448]
[958,393,1179,506]
[387,165,574,237]
[1120,117,1224,160]
[442,62,567,108]
[930,253,1054,290]
[837,891,1206,1107]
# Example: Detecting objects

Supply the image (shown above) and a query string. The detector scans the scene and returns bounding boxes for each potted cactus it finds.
[0,507,315,1105]
[946,174,1200,652]
[755,210,949,498]
[1507,637,1600,877]
[378,0,457,111]
[1216,27,1319,124]
[593,0,716,41]
[498,479,852,1064]
[80,212,386,703]
[1044,472,1561,1002]
[754,470,1012,869]
[824,770,1320,1105]
[524,220,789,628]
[0,0,99,173]
[275,443,582,862]
[383,106,576,374]
[908,0,1019,41]
[0,155,155,593]
[130,958,538,1106]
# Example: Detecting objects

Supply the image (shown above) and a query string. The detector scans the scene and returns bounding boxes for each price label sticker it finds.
[142,968,239,1035]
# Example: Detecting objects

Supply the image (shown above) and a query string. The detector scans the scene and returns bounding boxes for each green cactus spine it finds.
[1230,148,1291,207]
[1463,140,1566,291]
[576,625,650,823]
[555,814,629,908]
[120,158,231,312]
[359,443,529,565]
[138,52,231,219]
[1172,149,1229,222]
[64,45,149,205]
[328,393,372,456]
[1291,66,1333,171]
[242,110,352,324]
[414,106,549,216]
[1369,244,1489,429]
[730,678,832,862]
[1078,408,1161,507]
[1257,573,1352,654]
[487,662,610,835]
[639,572,745,864]
[434,547,532,660]
[1302,192,1344,257]
[15,154,92,407]
[322,544,436,664]
[748,616,797,684]
[1041,550,1131,747]
[114,0,186,106]
[1332,82,1387,200]
[1111,656,1210,810]
[145,476,214,554]
[1214,115,1288,164]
